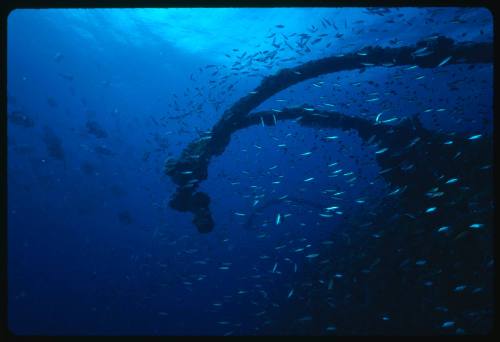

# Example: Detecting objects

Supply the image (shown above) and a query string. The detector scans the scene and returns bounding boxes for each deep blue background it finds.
[7,8,493,335]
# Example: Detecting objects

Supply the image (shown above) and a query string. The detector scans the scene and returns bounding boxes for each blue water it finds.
[7,8,493,335]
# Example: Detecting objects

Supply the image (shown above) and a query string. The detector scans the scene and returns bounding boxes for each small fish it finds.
[375,147,388,154]
[454,285,467,292]
[275,213,281,225]
[404,65,418,70]
[272,262,278,273]
[441,321,455,328]
[437,226,450,233]
[413,49,433,57]
[438,56,452,67]
[300,151,312,156]
[413,47,428,55]
[425,207,437,213]
[469,223,484,229]
[325,136,339,140]
[306,253,319,259]
[319,213,334,218]
[468,134,482,140]
[275,24,285,28]
[294,263,297,272]
[445,178,458,184]
[303,177,315,182]
[382,117,398,123]
[287,289,294,298]
[234,212,246,216]
[260,116,265,127]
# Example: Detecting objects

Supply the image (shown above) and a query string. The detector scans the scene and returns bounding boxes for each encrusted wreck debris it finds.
[164,35,492,233]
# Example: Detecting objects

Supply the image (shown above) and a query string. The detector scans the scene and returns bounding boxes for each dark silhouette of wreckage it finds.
[164,36,493,234]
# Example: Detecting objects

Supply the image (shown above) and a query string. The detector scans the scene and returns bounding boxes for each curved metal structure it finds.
[164,35,493,233]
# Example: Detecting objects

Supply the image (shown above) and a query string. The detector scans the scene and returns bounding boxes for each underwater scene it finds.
[7,7,493,335]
